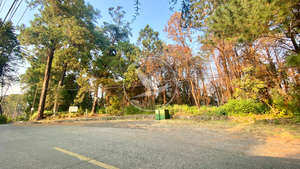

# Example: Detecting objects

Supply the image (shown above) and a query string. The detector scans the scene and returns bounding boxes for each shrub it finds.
[77,107,85,115]
[30,112,38,120]
[71,113,80,117]
[16,116,26,121]
[124,105,142,115]
[77,111,84,116]
[98,107,106,114]
[216,99,269,115]
[269,88,300,117]
[58,111,69,115]
[44,110,54,116]
[6,117,13,123]
[0,115,8,124]
[166,104,201,116]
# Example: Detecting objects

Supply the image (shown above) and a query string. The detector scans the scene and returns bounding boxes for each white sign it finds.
[68,106,78,112]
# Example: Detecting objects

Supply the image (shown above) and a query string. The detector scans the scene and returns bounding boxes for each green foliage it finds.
[173,105,198,114]
[0,115,8,124]
[71,113,80,117]
[44,110,54,116]
[1,94,26,117]
[286,53,300,67]
[165,104,218,116]
[270,88,300,117]
[98,107,106,114]
[19,0,102,118]
[124,105,144,115]
[137,24,163,55]
[233,67,266,100]
[77,107,85,115]
[0,19,22,86]
[58,111,69,115]
[16,116,29,121]
[216,99,269,116]
[6,117,13,123]
[30,112,38,121]
[204,0,299,44]
[10,1,299,120]
[107,94,124,116]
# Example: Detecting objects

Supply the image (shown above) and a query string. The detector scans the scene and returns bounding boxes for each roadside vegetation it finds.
[0,0,299,124]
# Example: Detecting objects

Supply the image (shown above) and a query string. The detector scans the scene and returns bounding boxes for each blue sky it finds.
[1,0,181,43]
[0,0,182,94]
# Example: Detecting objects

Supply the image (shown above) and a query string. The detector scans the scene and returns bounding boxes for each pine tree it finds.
[0,20,22,116]
[19,0,100,120]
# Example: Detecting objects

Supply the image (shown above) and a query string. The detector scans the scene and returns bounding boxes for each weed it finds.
[0,115,7,124]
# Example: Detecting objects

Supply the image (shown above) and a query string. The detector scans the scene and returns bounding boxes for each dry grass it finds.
[159,119,300,139]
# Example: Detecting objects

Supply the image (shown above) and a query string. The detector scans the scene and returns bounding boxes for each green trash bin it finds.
[155,109,170,120]
[155,109,160,120]
[160,109,170,120]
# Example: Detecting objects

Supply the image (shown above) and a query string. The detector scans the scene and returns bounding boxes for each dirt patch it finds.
[248,137,300,159]
[159,119,300,139]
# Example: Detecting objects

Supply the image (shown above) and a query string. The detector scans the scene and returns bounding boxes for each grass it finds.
[159,119,300,139]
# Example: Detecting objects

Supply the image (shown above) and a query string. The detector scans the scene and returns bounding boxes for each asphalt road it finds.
[1,120,300,169]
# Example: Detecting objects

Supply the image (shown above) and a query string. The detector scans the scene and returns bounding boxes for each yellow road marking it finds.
[54,147,119,169]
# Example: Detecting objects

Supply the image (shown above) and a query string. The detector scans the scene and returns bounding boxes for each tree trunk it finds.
[209,60,220,106]
[0,105,2,116]
[53,62,67,114]
[37,48,55,120]
[91,84,99,114]
[190,80,200,109]
[212,51,225,104]
[31,86,39,116]
[220,53,233,98]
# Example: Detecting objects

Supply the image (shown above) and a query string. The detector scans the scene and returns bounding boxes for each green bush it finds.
[77,111,84,116]
[216,99,269,115]
[270,88,300,117]
[166,104,212,116]
[44,110,54,116]
[125,105,141,115]
[98,107,106,114]
[0,115,8,124]
[6,117,13,123]
[58,111,69,115]
[30,112,38,120]
[16,116,27,121]
[71,113,80,117]
[77,107,85,115]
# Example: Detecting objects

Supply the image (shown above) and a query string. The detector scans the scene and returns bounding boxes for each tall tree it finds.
[164,12,207,109]
[19,0,100,119]
[0,19,22,116]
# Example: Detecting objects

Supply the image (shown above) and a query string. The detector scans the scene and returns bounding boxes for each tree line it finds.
[0,0,299,119]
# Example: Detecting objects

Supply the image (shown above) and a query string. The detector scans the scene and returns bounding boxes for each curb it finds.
[15,115,156,125]
[14,114,298,125]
